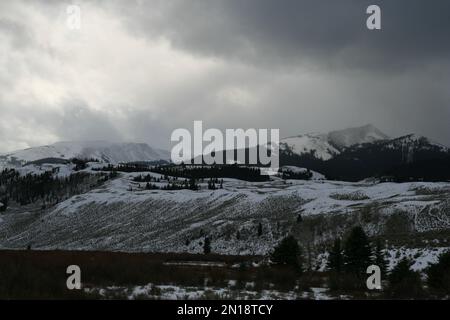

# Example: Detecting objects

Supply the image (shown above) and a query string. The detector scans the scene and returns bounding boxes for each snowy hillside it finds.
[280,124,389,160]
[0,141,170,167]
[384,134,449,152]
[328,124,389,148]
[280,133,340,160]
[1,171,448,255]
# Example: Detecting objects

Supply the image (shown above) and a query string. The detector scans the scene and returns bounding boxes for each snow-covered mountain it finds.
[328,124,389,149]
[280,124,389,160]
[383,134,449,153]
[280,133,339,160]
[0,141,170,167]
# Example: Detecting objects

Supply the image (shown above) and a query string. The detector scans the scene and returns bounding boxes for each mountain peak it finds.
[280,124,390,161]
[328,124,389,148]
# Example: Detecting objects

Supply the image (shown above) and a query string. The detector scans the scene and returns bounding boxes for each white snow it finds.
[1,169,448,255]
[387,247,449,271]
[328,124,388,148]
[279,124,389,160]
[85,282,333,300]
[280,133,340,160]
[0,141,170,167]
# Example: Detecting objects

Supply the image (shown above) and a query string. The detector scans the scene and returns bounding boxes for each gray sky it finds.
[1,0,449,152]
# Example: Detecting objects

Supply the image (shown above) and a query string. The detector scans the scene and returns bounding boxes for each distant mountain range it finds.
[1,125,449,182]
[280,125,450,181]
[0,141,170,167]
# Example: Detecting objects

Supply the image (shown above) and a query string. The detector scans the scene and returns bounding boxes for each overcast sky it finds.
[1,0,449,152]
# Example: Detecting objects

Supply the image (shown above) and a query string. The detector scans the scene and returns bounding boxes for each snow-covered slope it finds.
[1,171,449,254]
[328,124,389,149]
[384,134,449,152]
[280,133,340,160]
[280,124,388,160]
[0,141,170,167]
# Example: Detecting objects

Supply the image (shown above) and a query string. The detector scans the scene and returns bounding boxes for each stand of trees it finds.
[94,163,269,182]
[151,164,269,182]
[0,168,115,209]
[326,226,450,298]
[327,226,388,290]
[278,168,313,180]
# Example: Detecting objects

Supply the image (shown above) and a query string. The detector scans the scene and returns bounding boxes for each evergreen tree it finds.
[426,251,450,294]
[203,236,211,254]
[327,238,343,273]
[374,239,388,275]
[343,226,372,277]
[271,235,302,270]
[0,197,7,212]
[387,258,423,298]
[257,222,263,237]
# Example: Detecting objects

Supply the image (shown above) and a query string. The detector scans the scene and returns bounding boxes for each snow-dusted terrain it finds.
[1,166,448,260]
[85,282,333,300]
[280,124,389,159]
[328,124,388,148]
[0,141,170,167]
[280,133,339,160]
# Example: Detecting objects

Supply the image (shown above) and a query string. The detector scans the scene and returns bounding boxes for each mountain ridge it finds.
[0,140,170,167]
[280,124,390,160]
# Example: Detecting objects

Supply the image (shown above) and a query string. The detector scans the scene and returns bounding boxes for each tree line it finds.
[269,227,450,298]
[0,168,116,210]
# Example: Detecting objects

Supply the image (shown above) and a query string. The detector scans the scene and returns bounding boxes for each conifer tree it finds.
[374,239,389,275]
[203,236,211,254]
[426,251,450,294]
[387,258,423,298]
[343,226,372,277]
[327,238,343,273]
[257,222,263,237]
[271,235,302,270]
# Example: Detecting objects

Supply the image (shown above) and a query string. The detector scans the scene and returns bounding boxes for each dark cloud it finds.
[0,0,449,152]
[116,0,450,72]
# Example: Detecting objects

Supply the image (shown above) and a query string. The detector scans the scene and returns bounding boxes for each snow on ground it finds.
[0,141,170,166]
[13,163,77,178]
[280,133,339,160]
[85,283,333,300]
[386,247,449,271]
[0,170,449,255]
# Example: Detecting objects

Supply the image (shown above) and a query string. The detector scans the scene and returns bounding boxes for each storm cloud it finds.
[0,0,449,152]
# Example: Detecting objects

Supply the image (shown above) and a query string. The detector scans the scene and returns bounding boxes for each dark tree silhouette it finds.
[343,226,372,277]
[387,258,423,298]
[373,239,389,275]
[426,251,450,294]
[271,235,302,270]
[203,237,211,255]
[257,222,263,237]
[327,238,343,273]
